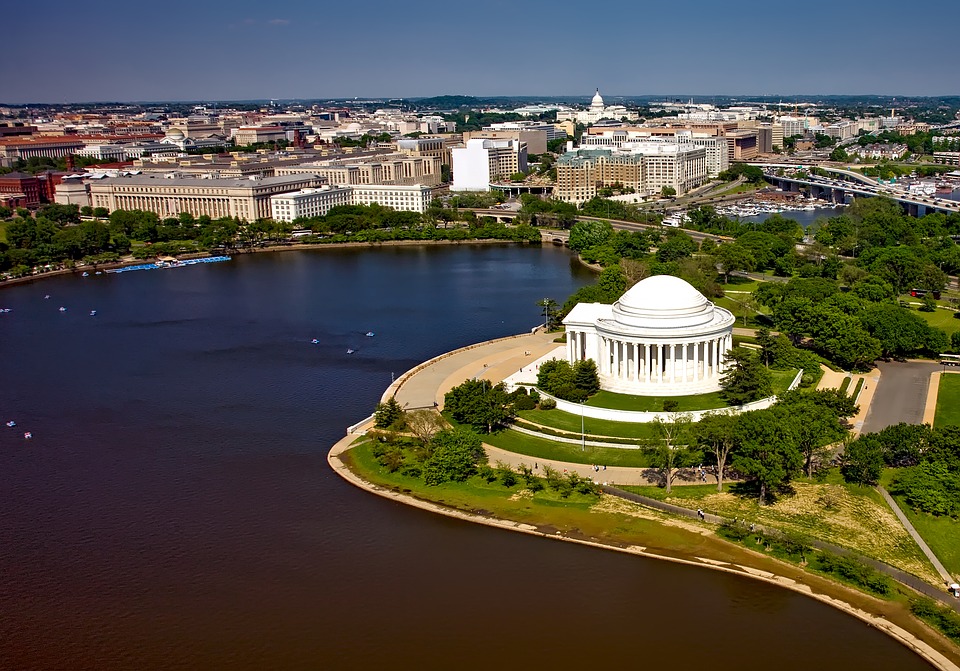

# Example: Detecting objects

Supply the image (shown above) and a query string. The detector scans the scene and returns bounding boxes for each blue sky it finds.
[2,0,957,103]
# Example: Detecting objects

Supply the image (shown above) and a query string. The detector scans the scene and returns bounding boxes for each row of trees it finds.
[648,389,856,502]
[842,423,960,519]
[1,202,542,277]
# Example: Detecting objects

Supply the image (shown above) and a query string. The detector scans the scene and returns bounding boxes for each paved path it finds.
[392,331,560,410]
[862,361,940,434]
[879,486,957,584]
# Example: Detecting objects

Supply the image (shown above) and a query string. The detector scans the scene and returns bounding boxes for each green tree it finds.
[719,347,773,405]
[695,412,738,492]
[422,429,487,485]
[756,327,774,367]
[573,359,600,396]
[661,186,676,197]
[406,409,446,444]
[829,146,849,162]
[732,408,803,504]
[648,413,697,493]
[374,396,404,429]
[568,219,613,253]
[713,243,755,283]
[443,379,513,433]
[841,436,885,486]
[537,297,559,330]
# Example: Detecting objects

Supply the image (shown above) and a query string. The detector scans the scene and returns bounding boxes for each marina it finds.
[106,255,231,274]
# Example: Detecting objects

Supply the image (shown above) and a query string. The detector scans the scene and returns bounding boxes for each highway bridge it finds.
[752,163,960,216]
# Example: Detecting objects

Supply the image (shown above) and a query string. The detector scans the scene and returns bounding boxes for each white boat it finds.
[311,339,319,344]
[23,432,32,439]
[5,421,15,428]
[347,348,356,354]
[81,272,89,277]
[365,331,375,337]
[58,307,67,312]
[90,310,97,316]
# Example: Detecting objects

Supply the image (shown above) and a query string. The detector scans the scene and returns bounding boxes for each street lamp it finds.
[581,399,586,451]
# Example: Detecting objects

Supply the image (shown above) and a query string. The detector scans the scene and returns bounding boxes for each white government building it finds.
[563,275,735,396]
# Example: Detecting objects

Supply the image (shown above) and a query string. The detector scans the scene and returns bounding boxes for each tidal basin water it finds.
[0,244,935,670]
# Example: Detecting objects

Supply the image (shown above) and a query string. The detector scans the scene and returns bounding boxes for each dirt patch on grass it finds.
[666,482,941,585]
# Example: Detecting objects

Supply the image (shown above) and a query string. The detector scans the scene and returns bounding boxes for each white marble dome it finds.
[612,275,723,330]
[562,275,735,396]
[590,89,604,108]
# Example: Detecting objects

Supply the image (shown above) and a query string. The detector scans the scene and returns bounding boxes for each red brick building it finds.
[0,171,42,207]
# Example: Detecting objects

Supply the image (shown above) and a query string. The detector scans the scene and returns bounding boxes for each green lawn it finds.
[891,495,960,579]
[913,304,960,336]
[584,369,797,412]
[483,427,655,468]
[517,408,659,440]
[0,221,7,244]
[934,373,960,428]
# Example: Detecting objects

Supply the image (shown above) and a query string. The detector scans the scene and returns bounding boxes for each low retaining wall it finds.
[521,369,803,424]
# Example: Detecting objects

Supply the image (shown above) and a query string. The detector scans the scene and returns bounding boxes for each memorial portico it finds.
[563,275,735,396]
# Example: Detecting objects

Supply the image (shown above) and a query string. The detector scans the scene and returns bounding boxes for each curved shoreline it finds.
[327,433,959,671]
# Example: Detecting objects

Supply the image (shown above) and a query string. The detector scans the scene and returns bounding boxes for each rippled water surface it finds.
[0,245,935,670]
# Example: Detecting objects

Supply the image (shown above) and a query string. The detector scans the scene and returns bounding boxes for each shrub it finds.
[539,397,557,410]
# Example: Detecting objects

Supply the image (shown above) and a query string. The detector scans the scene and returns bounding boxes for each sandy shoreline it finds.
[327,433,959,671]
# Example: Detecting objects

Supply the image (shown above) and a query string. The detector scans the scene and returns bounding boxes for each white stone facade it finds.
[563,275,735,396]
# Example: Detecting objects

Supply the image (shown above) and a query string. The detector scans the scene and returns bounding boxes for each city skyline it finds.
[2,0,958,104]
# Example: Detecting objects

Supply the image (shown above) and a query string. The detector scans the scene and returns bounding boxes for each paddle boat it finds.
[23,432,32,439]
[58,306,67,312]
[82,272,89,277]
[365,331,375,337]
[311,339,319,344]
[5,421,15,428]
[90,310,97,316]
[347,348,356,354]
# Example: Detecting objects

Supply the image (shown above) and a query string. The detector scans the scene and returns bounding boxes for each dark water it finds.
[0,245,935,670]
[740,205,848,229]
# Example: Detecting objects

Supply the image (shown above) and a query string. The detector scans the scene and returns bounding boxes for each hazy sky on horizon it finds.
[2,0,958,104]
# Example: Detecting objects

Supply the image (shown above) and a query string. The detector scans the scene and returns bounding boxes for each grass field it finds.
[620,472,941,584]
[914,304,960,336]
[934,372,960,427]
[584,369,797,413]
[892,494,960,579]
[484,426,655,467]
[517,408,659,440]
[0,221,7,244]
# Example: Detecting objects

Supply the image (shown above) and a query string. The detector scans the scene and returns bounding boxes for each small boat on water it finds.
[81,272,89,277]
[5,421,16,428]
[44,294,50,299]
[347,348,356,354]
[311,339,319,344]
[90,310,97,316]
[95,271,102,275]
[23,432,32,439]
[0,308,11,313]
[58,306,67,312]
[365,331,375,337]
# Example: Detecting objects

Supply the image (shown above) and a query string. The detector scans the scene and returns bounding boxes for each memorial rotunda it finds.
[563,275,735,396]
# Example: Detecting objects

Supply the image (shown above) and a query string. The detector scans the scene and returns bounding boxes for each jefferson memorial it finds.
[562,275,735,396]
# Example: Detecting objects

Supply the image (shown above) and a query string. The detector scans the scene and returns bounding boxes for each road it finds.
[861,361,939,433]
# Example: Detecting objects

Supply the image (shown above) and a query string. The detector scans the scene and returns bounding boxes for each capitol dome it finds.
[590,89,604,108]
[166,128,185,140]
[562,275,735,396]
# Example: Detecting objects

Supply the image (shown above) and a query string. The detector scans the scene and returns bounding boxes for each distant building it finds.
[233,126,289,145]
[555,138,707,205]
[451,138,527,191]
[848,143,908,161]
[350,184,434,213]
[89,173,324,220]
[556,89,637,125]
[0,171,42,207]
[0,135,86,163]
[397,137,452,169]
[275,153,442,186]
[270,186,353,221]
